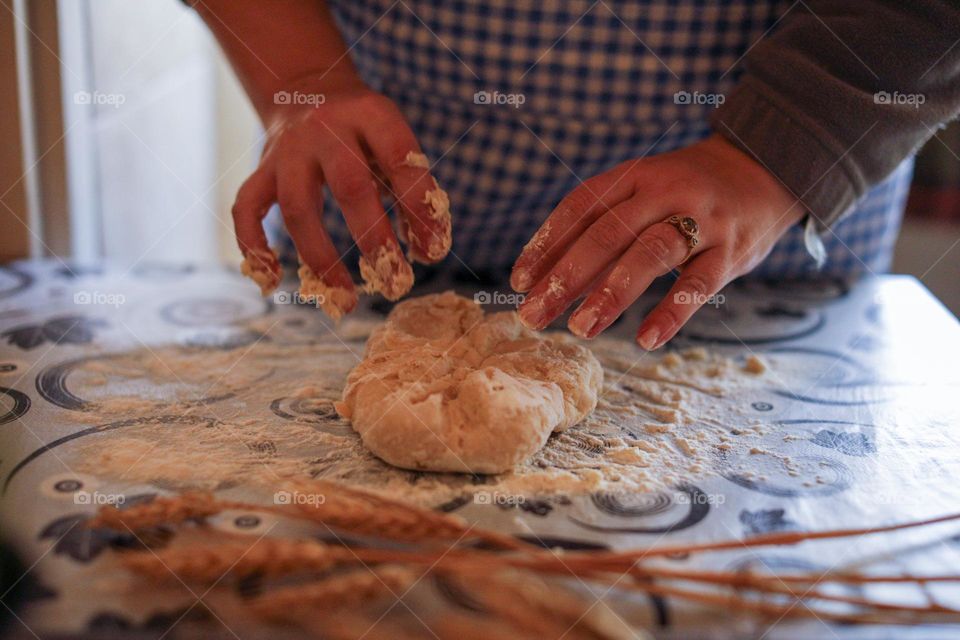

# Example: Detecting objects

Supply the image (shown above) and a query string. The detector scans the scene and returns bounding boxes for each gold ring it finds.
[666,215,700,250]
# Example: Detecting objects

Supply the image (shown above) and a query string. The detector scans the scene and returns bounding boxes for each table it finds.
[1,260,959,639]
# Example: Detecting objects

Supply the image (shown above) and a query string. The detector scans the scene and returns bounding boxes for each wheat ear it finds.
[89,492,221,530]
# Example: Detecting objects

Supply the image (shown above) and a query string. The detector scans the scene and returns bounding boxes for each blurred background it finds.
[1,0,958,314]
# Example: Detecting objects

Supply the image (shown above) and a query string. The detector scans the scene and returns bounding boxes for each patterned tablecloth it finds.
[1,260,959,639]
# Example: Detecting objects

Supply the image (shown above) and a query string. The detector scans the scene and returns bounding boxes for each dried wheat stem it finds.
[89,492,221,530]
[438,567,622,639]
[629,566,960,586]
[627,569,960,615]
[591,512,960,563]
[248,565,415,622]
[258,478,524,549]
[629,580,960,625]
[122,538,352,582]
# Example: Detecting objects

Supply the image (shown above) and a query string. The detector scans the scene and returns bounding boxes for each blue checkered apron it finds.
[270,0,912,282]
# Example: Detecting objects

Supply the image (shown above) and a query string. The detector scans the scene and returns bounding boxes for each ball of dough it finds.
[335,292,603,473]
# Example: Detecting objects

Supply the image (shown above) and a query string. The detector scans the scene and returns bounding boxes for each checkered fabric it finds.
[270,0,912,282]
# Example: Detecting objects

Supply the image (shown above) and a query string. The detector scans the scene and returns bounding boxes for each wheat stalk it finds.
[94,484,960,633]
[89,491,220,530]
[247,565,416,622]
[588,511,960,563]
[268,478,523,549]
[626,580,960,625]
[438,566,632,639]
[92,480,522,550]
[122,538,352,582]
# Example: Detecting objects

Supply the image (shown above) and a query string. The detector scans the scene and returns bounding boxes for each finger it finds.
[275,157,354,294]
[362,115,451,264]
[565,218,698,339]
[516,198,664,331]
[635,249,728,350]
[320,136,413,301]
[232,168,281,295]
[511,162,637,292]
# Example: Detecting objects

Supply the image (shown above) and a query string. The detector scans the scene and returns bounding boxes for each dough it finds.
[298,260,358,322]
[358,244,415,301]
[335,292,603,473]
[240,247,281,296]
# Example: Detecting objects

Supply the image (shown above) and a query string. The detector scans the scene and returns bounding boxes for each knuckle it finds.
[696,263,727,291]
[277,194,313,221]
[232,179,269,221]
[600,281,630,311]
[615,158,642,181]
[559,187,602,218]
[231,192,252,220]
[355,92,394,115]
[302,107,331,127]
[657,307,679,330]
[584,216,624,253]
[230,201,248,225]
[635,230,671,263]
[682,273,712,298]
[330,173,377,204]
[382,144,418,174]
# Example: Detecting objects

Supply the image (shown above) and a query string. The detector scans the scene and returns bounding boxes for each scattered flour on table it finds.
[67,312,774,506]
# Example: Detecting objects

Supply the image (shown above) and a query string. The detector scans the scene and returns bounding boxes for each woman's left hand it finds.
[511,134,805,350]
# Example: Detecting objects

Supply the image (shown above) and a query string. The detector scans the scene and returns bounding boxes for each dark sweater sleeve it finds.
[711,0,960,233]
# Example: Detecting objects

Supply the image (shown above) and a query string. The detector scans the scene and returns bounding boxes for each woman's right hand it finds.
[233,72,451,311]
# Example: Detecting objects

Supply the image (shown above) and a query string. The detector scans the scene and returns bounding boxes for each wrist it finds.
[703,134,805,227]
[262,66,368,126]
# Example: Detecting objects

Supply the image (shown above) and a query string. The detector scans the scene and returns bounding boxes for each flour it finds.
[65,308,773,507]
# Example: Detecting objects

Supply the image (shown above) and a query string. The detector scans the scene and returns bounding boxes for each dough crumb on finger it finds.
[359,244,415,301]
[400,151,452,262]
[240,247,281,296]
[297,260,358,322]
[413,178,452,262]
[402,150,431,169]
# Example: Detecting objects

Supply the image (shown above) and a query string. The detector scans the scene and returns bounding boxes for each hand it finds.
[511,134,804,349]
[232,72,451,306]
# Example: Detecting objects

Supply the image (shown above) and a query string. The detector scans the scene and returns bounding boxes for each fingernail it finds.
[568,306,599,338]
[511,267,533,292]
[638,327,660,351]
[518,298,544,330]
